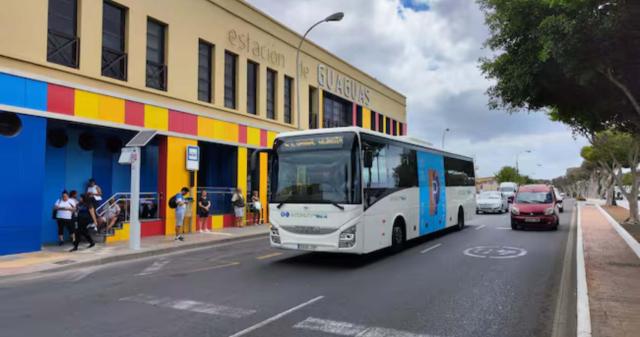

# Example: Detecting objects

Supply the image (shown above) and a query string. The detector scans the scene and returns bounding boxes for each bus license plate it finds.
[298,244,317,251]
[525,218,540,223]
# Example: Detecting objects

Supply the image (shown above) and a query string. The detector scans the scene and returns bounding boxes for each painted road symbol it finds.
[463,246,527,259]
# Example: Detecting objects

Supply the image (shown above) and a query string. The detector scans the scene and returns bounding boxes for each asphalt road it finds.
[0,201,576,337]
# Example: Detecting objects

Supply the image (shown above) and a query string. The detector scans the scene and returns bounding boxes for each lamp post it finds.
[441,128,450,149]
[515,149,532,176]
[295,12,344,130]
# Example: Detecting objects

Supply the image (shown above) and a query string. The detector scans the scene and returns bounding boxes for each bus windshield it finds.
[271,132,361,205]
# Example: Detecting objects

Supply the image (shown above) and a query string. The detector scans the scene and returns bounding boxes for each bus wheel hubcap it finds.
[393,227,402,244]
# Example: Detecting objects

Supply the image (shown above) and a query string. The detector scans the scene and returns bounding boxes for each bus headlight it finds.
[339,226,356,248]
[270,226,281,244]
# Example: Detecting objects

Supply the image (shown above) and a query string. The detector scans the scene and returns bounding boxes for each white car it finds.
[476,191,509,214]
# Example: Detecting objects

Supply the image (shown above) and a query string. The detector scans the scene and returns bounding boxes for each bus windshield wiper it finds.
[276,196,294,209]
[330,202,345,211]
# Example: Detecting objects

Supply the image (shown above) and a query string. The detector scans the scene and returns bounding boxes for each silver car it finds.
[476,191,509,214]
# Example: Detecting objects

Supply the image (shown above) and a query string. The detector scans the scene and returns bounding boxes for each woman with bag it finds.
[54,191,76,246]
[250,190,262,225]
[231,188,245,227]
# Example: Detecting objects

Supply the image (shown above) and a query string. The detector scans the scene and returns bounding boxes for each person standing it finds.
[54,191,76,246]
[70,194,95,252]
[250,190,262,225]
[197,190,211,233]
[231,188,245,227]
[86,178,103,227]
[173,187,189,241]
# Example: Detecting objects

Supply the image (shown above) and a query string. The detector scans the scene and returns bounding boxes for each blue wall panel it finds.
[0,73,47,110]
[0,114,46,255]
[92,144,113,198]
[111,153,131,195]
[64,130,93,196]
[42,144,67,243]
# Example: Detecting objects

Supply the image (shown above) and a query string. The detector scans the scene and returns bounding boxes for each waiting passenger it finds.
[197,190,211,233]
[54,191,76,246]
[70,194,95,252]
[86,178,103,227]
[103,199,121,234]
[231,188,245,227]
[171,187,189,241]
[250,190,262,225]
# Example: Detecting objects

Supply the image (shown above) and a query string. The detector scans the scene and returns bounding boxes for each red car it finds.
[510,184,560,230]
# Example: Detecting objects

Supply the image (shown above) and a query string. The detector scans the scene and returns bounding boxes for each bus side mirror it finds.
[250,148,274,173]
[363,150,373,168]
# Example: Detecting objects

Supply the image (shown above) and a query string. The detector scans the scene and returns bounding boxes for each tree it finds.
[494,166,530,185]
[581,130,640,224]
[478,0,640,137]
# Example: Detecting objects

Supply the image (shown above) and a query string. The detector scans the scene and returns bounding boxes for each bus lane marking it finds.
[119,294,256,318]
[293,317,440,337]
[420,243,442,254]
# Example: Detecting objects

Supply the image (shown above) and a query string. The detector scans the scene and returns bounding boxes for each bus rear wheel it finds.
[391,223,405,251]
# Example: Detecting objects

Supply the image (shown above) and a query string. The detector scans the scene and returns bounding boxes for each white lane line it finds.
[137,259,170,276]
[475,224,486,230]
[496,227,511,230]
[228,296,324,337]
[293,317,439,337]
[120,294,255,318]
[420,243,442,254]
[67,266,101,282]
[576,204,592,337]
[203,231,234,237]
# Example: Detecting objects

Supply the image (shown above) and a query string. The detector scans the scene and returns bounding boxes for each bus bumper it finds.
[268,222,363,253]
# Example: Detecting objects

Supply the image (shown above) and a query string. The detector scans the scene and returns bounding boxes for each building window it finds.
[198,40,213,103]
[47,0,79,68]
[266,68,276,120]
[247,61,258,114]
[323,92,352,128]
[146,18,167,91]
[392,120,397,135]
[102,1,127,80]
[377,113,384,132]
[370,110,376,131]
[356,106,363,127]
[385,117,391,134]
[284,76,293,124]
[224,51,237,109]
[398,122,404,135]
[309,86,318,129]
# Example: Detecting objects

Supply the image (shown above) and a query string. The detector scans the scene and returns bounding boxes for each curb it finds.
[595,204,640,259]
[2,232,268,279]
[576,202,592,337]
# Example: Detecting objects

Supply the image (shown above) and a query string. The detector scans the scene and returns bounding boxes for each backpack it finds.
[233,194,245,208]
[168,195,178,209]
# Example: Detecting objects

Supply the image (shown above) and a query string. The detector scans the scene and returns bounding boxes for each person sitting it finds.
[103,199,121,234]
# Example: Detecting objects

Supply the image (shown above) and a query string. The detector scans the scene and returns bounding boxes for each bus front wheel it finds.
[391,223,405,251]
[457,208,465,230]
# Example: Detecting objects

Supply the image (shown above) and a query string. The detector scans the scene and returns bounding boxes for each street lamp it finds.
[441,128,450,149]
[295,12,344,130]
[515,149,532,175]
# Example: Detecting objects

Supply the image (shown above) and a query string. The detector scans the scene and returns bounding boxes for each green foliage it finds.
[622,172,633,186]
[581,130,636,168]
[494,166,531,185]
[478,0,640,136]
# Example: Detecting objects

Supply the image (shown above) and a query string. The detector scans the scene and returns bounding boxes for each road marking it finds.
[137,259,170,276]
[66,266,100,282]
[119,294,255,318]
[256,252,283,260]
[463,246,527,259]
[203,231,234,237]
[496,226,511,230]
[420,243,442,254]
[475,224,486,230]
[576,203,592,337]
[293,317,439,337]
[228,296,324,337]
[175,261,240,275]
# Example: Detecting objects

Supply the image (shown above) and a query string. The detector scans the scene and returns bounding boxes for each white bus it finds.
[252,127,476,254]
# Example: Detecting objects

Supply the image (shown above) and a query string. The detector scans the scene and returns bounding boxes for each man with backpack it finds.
[169,187,190,241]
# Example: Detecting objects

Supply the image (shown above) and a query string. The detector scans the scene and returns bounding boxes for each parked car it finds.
[511,184,560,230]
[476,191,509,214]
[499,182,518,203]
[553,187,564,213]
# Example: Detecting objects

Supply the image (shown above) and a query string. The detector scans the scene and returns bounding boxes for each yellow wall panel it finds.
[212,215,223,230]
[197,116,216,138]
[98,95,125,124]
[144,105,169,131]
[362,107,371,129]
[74,90,99,119]
[247,127,261,146]
[213,120,238,143]
[318,90,324,128]
[105,222,130,244]
[165,136,198,235]
[267,131,277,147]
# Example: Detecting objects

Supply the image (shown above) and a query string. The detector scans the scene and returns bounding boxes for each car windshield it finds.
[271,133,361,204]
[516,191,553,204]
[480,192,501,199]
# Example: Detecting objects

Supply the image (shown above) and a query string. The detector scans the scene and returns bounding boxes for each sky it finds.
[246,0,589,179]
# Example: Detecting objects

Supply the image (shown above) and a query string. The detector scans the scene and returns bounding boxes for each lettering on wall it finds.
[228,29,285,68]
[317,64,371,107]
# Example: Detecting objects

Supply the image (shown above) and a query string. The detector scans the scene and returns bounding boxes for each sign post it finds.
[119,130,157,250]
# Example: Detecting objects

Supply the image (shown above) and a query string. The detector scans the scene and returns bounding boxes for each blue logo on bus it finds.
[280,211,290,218]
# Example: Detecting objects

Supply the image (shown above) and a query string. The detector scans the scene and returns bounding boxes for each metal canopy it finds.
[126,130,157,147]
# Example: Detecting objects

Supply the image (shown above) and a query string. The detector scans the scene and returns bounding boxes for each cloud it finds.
[246,0,587,179]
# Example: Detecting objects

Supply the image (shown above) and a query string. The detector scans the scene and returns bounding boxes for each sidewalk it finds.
[0,225,268,279]
[579,204,640,337]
